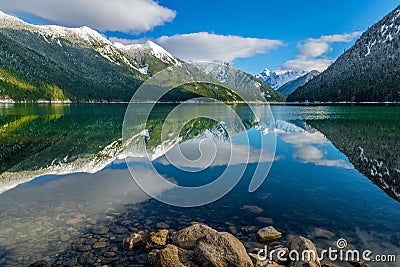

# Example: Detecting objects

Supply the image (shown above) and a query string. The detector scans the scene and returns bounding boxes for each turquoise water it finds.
[0,104,399,266]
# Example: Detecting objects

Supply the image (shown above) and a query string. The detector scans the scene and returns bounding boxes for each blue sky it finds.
[1,0,398,74]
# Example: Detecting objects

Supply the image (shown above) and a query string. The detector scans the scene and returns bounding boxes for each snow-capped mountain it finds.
[2,10,238,102]
[278,70,320,97]
[115,41,179,65]
[0,10,180,74]
[288,5,400,102]
[114,41,181,74]
[0,10,286,103]
[255,68,307,89]
[194,62,286,101]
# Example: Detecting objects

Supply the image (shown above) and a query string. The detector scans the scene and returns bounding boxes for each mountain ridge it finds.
[0,11,285,102]
[0,11,284,102]
[0,10,176,75]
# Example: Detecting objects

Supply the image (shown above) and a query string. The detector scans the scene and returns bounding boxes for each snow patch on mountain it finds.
[114,40,180,66]
[39,25,110,45]
[194,61,232,83]
[364,8,400,57]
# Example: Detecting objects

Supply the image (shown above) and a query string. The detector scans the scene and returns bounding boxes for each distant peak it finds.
[112,40,179,65]
[80,26,97,34]
[142,40,176,60]
[79,26,109,41]
[144,40,159,47]
[116,40,166,52]
[256,67,309,89]
[262,68,272,76]
[144,40,172,54]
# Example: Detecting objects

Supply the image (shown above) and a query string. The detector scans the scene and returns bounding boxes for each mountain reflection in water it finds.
[0,104,399,266]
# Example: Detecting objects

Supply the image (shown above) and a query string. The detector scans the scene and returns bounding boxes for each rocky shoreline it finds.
[27,221,367,267]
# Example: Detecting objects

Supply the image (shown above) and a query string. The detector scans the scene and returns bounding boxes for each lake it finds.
[0,103,399,266]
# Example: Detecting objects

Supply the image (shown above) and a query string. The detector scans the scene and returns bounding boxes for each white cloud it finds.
[281,58,333,73]
[157,140,278,170]
[154,32,284,62]
[298,32,362,58]
[0,0,176,34]
[280,32,362,72]
[276,121,353,169]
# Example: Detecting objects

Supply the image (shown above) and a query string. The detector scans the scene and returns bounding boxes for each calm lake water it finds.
[0,103,399,266]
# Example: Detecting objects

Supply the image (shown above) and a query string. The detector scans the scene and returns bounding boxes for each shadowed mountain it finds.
[288,5,400,102]
[308,117,400,202]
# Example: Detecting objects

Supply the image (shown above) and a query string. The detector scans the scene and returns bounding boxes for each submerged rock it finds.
[256,226,282,243]
[241,205,264,213]
[66,218,83,225]
[92,241,107,249]
[171,223,217,250]
[256,217,274,224]
[289,236,321,267]
[194,232,253,267]
[92,225,109,235]
[29,260,47,267]
[77,244,92,252]
[112,227,127,234]
[241,226,258,233]
[60,233,70,242]
[312,228,336,239]
[228,225,238,235]
[156,222,170,229]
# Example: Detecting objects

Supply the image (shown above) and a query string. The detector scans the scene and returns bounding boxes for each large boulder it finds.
[266,263,285,267]
[347,261,366,267]
[256,226,282,243]
[289,236,321,267]
[148,244,198,267]
[248,252,269,266]
[171,224,217,250]
[249,246,289,266]
[270,247,289,264]
[194,232,253,267]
